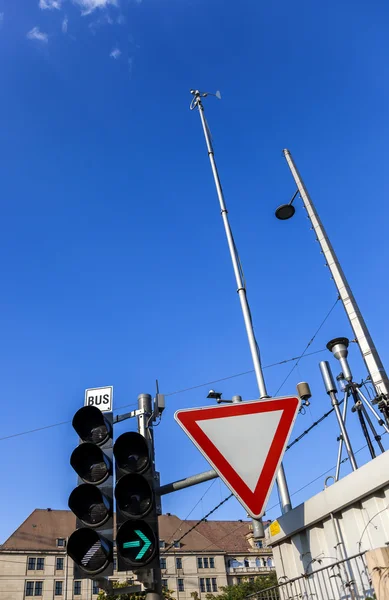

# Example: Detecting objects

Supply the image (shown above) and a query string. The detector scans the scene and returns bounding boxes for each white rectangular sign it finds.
[84,386,113,412]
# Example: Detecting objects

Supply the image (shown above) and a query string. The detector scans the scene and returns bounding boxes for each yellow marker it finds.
[269,520,281,536]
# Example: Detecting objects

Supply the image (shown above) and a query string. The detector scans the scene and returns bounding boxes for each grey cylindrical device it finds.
[326,337,353,382]
[320,361,338,394]
[296,382,311,401]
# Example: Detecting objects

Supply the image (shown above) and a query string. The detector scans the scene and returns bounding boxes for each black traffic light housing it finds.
[114,431,160,574]
[67,405,114,579]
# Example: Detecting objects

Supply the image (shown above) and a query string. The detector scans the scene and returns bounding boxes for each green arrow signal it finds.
[122,530,152,560]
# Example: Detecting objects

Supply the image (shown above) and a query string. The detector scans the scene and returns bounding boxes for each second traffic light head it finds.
[113,431,150,475]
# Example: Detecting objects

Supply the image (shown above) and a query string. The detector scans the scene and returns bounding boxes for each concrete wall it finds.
[266,450,389,595]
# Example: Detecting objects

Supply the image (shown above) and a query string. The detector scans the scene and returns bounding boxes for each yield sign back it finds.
[175,397,300,519]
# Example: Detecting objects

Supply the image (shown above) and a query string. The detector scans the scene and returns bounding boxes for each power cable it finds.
[274,296,340,396]
[165,492,234,552]
[164,349,326,397]
[0,349,326,444]
[166,479,217,546]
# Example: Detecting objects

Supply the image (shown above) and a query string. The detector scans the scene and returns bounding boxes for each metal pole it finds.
[159,469,218,496]
[137,393,162,600]
[335,390,350,481]
[283,149,389,405]
[192,91,292,514]
[359,403,385,453]
[355,388,389,434]
[329,390,358,473]
[319,361,358,474]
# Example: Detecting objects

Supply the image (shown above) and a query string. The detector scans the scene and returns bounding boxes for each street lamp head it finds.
[275,203,296,220]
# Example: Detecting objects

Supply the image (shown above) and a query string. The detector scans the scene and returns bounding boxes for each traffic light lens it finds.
[67,528,112,576]
[69,484,112,527]
[113,432,150,473]
[70,443,111,484]
[116,520,157,567]
[73,405,111,446]
[115,474,153,518]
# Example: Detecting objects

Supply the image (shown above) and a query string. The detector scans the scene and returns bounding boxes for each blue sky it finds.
[1,0,389,544]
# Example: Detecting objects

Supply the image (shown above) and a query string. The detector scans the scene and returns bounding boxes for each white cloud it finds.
[73,0,118,15]
[110,47,121,59]
[27,26,49,43]
[39,0,62,9]
[62,15,68,33]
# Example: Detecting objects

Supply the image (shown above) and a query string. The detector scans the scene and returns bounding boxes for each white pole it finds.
[283,149,389,408]
[191,91,292,513]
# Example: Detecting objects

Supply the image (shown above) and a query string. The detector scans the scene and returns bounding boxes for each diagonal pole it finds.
[190,90,292,514]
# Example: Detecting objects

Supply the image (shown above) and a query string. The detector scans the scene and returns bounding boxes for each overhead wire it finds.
[274,296,340,395]
[0,349,326,443]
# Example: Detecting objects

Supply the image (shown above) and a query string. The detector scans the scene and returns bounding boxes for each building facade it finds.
[0,510,274,600]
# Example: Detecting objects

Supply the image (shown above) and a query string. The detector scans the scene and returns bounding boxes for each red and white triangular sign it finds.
[175,397,300,519]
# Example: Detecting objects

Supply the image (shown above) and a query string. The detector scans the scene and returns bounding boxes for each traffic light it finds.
[114,431,160,574]
[67,405,114,579]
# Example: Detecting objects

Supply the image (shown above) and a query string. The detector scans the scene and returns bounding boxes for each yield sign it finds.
[175,396,300,518]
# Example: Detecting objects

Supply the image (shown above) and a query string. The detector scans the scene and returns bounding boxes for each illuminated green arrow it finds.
[123,530,152,560]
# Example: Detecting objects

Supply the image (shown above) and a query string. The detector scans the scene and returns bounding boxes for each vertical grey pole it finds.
[192,91,292,514]
[319,361,358,472]
[284,149,389,404]
[335,391,349,481]
[138,394,162,600]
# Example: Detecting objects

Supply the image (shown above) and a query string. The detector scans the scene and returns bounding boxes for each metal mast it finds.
[283,149,389,408]
[190,90,292,514]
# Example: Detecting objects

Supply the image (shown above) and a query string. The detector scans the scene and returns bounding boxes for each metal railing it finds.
[245,552,374,600]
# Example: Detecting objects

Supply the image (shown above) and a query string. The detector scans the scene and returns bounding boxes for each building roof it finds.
[0,510,262,554]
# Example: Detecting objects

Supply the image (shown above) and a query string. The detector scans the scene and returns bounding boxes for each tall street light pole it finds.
[190,90,292,515]
[276,149,389,424]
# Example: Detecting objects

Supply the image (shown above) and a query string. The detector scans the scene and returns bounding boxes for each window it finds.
[267,558,272,567]
[28,558,36,571]
[176,557,182,569]
[209,557,215,569]
[35,582,43,596]
[56,557,64,571]
[162,579,168,590]
[113,557,117,571]
[178,579,184,592]
[244,559,249,567]
[203,557,209,568]
[212,578,218,592]
[160,557,167,569]
[159,540,166,549]
[25,581,43,596]
[173,540,180,548]
[55,581,63,596]
[56,538,65,547]
[93,581,100,594]
[206,579,211,592]
[249,577,255,583]
[197,558,203,569]
[200,578,205,593]
[255,540,263,548]
[36,558,44,571]
[74,581,82,595]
